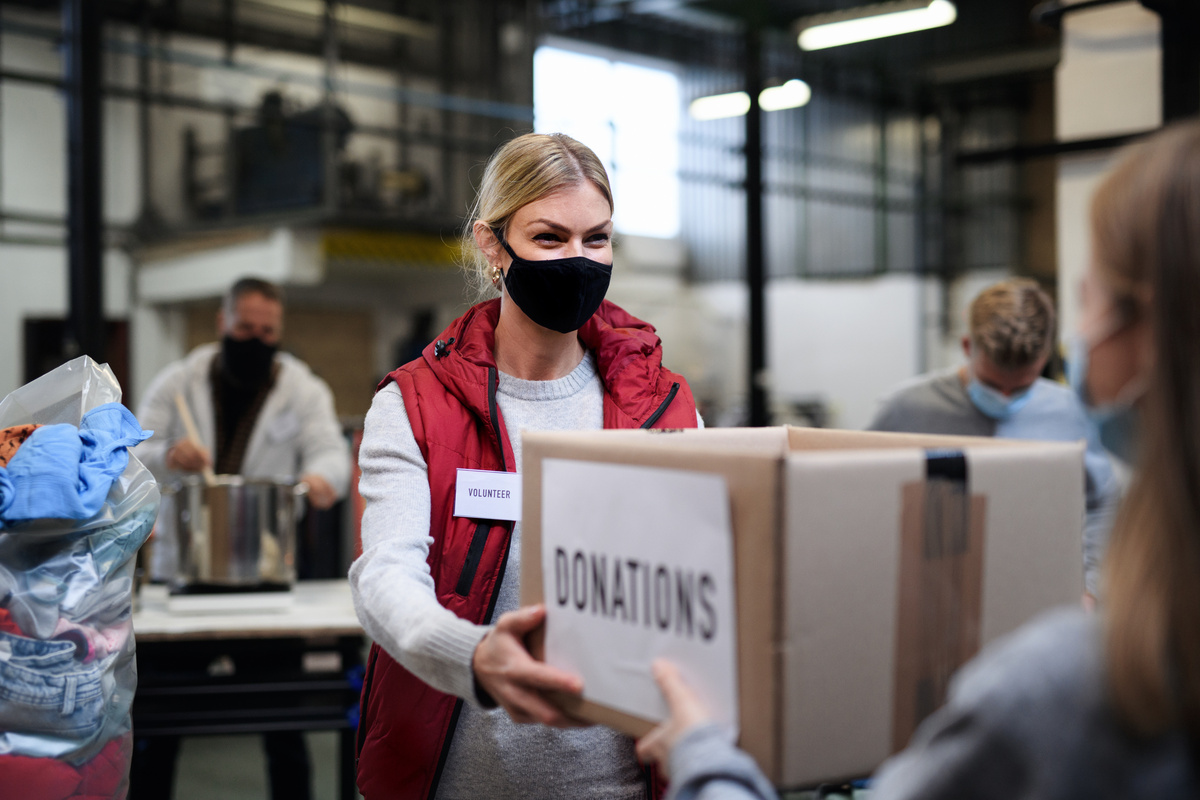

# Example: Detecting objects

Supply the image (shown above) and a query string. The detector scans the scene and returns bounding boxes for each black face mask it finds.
[220,335,278,388]
[498,235,612,334]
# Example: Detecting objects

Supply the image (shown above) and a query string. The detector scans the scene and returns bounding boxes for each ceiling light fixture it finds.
[796,0,957,51]
[689,79,812,121]
[759,80,813,112]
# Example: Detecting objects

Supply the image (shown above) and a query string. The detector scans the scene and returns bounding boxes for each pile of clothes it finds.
[0,384,158,800]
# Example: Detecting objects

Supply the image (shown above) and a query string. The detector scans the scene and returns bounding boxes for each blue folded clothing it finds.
[0,470,11,519]
[0,403,151,527]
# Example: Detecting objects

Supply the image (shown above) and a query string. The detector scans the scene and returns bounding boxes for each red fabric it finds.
[356,299,696,800]
[74,734,131,800]
[0,753,81,799]
[0,733,130,800]
[0,607,26,636]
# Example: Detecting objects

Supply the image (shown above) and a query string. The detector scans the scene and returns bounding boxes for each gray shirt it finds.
[868,368,1121,596]
[666,608,1197,800]
[351,353,646,800]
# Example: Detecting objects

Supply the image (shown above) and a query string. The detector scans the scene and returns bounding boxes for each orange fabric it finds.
[0,424,40,468]
[0,608,25,636]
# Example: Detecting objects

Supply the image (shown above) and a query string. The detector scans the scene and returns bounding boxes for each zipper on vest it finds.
[454,520,492,597]
[487,366,507,472]
[641,382,680,429]
[432,368,517,799]
[453,368,509,598]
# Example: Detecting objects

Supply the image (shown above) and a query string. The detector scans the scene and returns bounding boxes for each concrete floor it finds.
[175,733,362,800]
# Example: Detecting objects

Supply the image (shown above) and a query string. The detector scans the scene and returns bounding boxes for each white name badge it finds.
[454,469,522,521]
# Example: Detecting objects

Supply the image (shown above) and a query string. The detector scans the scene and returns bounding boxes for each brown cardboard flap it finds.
[787,425,1030,453]
[525,426,791,455]
[521,430,785,780]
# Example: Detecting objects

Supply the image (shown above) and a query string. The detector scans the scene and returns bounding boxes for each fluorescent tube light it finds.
[797,0,956,51]
[689,91,751,121]
[246,0,438,40]
[759,80,812,112]
[689,80,812,121]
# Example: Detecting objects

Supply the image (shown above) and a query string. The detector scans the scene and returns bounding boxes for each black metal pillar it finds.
[63,0,105,363]
[744,13,769,427]
[322,0,340,214]
[1153,0,1200,121]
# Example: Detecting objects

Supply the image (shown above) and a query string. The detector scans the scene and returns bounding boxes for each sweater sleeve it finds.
[349,382,490,703]
[290,365,352,499]
[132,360,188,481]
[665,724,778,800]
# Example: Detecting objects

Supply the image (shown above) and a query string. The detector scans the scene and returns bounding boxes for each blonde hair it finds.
[967,278,1056,369]
[461,133,613,299]
[1094,122,1200,752]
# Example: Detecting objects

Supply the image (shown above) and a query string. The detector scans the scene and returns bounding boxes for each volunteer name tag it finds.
[454,469,522,521]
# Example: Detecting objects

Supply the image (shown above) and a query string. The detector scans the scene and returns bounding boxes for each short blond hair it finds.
[461,133,613,299]
[967,278,1056,369]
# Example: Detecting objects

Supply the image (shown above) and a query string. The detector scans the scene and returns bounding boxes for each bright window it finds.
[534,45,680,239]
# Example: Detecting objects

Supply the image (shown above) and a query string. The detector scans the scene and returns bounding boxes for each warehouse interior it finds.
[0,0,1185,798]
[4,0,1174,433]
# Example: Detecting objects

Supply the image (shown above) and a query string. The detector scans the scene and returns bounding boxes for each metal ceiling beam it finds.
[0,0,435,73]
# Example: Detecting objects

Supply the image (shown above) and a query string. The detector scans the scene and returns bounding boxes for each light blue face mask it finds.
[1066,332,1140,464]
[966,378,1033,421]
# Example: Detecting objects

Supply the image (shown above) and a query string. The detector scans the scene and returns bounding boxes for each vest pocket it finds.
[454,521,492,597]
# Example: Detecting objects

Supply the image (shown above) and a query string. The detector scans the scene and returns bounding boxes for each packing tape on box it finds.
[893,449,986,751]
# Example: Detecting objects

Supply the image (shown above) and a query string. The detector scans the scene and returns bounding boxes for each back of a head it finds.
[461,133,612,298]
[967,278,1056,370]
[1095,120,1200,748]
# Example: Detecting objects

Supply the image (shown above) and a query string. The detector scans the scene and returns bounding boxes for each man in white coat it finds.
[135,276,350,580]
[130,276,350,800]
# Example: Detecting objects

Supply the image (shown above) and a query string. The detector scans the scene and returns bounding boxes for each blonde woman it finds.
[351,133,699,799]
[638,122,1200,799]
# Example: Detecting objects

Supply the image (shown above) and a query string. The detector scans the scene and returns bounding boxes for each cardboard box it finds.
[520,426,1085,787]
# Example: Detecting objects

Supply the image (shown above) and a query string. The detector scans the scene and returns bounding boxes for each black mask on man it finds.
[220,335,277,387]
[497,235,612,334]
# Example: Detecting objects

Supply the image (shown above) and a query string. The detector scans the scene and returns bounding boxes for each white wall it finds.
[0,15,141,398]
[1055,2,1161,340]
[0,247,133,397]
[609,270,979,431]
[685,275,953,431]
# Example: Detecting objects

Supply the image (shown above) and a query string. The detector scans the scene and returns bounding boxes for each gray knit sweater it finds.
[350,352,646,800]
[663,607,1196,800]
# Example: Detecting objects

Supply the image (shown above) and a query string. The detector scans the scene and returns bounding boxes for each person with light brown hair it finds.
[350,132,699,798]
[869,277,1120,599]
[636,120,1200,800]
[968,278,1056,370]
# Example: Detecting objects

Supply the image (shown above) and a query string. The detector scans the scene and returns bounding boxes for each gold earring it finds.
[490,264,503,286]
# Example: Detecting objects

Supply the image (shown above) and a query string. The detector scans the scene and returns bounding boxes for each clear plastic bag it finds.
[0,356,159,800]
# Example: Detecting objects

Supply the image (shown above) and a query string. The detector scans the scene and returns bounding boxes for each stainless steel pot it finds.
[169,475,307,591]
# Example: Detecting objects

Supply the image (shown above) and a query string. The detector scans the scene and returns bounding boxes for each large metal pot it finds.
[169,475,307,592]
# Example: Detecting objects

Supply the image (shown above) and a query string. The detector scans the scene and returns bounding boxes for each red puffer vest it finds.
[355,299,697,800]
